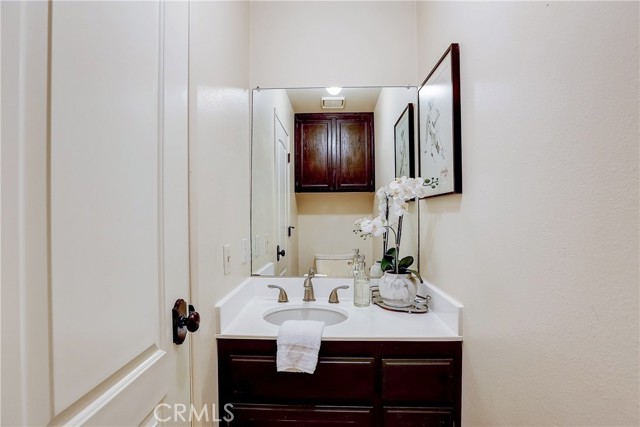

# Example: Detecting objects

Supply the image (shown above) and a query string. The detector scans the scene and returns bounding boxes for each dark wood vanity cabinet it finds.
[295,113,375,193]
[217,339,462,427]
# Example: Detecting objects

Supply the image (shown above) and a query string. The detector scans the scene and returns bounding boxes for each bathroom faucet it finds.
[303,267,316,302]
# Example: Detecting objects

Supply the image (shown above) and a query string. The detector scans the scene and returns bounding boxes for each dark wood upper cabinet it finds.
[295,113,374,192]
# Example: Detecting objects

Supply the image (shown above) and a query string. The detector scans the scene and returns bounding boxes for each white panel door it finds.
[1,1,192,425]
[274,112,290,277]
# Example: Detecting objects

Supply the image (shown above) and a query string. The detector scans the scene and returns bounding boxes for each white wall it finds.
[416,2,639,426]
[250,1,417,88]
[188,1,251,419]
[374,87,418,189]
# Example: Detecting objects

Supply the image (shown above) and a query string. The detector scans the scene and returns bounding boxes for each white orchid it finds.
[377,176,438,221]
[353,216,387,239]
[354,176,438,277]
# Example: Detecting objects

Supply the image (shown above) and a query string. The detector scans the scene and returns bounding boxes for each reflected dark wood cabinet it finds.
[295,113,375,192]
[218,339,462,427]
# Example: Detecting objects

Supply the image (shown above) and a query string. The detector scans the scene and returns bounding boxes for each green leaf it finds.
[380,256,394,272]
[385,247,397,258]
[398,256,414,269]
[408,269,423,283]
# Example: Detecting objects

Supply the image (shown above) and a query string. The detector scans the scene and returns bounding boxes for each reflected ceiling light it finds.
[325,86,342,96]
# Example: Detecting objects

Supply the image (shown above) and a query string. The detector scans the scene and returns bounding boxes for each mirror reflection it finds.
[251,87,419,277]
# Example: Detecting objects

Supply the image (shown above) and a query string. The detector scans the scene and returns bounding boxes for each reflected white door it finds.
[1,1,192,426]
[275,112,290,276]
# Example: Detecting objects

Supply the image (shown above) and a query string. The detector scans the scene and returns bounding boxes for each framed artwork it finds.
[418,43,462,197]
[394,103,415,178]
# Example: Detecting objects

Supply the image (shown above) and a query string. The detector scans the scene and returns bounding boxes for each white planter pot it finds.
[378,272,419,307]
[369,261,383,279]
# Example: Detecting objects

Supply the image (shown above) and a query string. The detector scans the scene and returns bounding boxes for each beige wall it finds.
[250,1,418,88]
[416,2,639,426]
[188,1,251,419]
[297,193,375,273]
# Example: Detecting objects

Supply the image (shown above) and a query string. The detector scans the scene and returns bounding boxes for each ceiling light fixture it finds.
[325,86,342,96]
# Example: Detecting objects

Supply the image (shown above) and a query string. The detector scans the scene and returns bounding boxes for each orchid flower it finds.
[353,176,439,280]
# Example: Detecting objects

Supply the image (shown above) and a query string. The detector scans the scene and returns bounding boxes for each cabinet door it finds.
[335,115,374,192]
[381,359,455,405]
[383,407,453,427]
[228,404,374,426]
[295,113,374,192]
[295,117,333,192]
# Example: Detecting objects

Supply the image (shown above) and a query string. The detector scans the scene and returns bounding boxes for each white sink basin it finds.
[263,305,349,326]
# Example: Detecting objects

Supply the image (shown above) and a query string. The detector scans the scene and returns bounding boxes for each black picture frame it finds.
[394,103,415,178]
[418,43,462,197]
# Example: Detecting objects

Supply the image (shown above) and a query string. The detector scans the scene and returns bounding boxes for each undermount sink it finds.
[263,305,349,326]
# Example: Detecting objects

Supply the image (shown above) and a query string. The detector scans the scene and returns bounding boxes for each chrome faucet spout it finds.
[303,267,316,302]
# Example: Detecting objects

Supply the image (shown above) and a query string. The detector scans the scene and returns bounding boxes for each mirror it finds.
[251,86,419,277]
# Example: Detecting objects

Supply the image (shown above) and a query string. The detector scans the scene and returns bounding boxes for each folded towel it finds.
[276,320,325,374]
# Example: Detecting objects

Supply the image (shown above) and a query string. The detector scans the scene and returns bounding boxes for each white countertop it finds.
[215,276,463,341]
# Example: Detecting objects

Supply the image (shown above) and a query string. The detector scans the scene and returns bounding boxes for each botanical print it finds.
[394,104,414,179]
[425,99,447,178]
[395,123,409,177]
[419,52,454,195]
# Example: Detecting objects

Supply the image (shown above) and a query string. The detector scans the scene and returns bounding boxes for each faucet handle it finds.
[328,285,349,304]
[267,285,289,303]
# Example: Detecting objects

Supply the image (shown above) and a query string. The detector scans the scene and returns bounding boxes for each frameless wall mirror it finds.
[251,86,419,277]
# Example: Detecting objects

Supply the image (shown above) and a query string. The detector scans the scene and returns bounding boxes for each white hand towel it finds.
[276,320,325,374]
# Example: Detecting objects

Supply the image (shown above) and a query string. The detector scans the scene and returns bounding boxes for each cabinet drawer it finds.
[381,359,454,404]
[227,403,374,426]
[383,407,453,427]
[226,355,375,403]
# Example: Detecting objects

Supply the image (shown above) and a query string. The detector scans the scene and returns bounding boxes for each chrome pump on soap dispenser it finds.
[352,249,371,307]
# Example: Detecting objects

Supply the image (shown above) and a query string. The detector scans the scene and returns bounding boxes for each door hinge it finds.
[287,153,291,163]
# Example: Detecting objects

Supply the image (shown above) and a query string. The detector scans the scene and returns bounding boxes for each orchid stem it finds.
[395,215,403,274]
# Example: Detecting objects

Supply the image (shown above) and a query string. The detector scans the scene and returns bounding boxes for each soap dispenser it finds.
[353,250,371,307]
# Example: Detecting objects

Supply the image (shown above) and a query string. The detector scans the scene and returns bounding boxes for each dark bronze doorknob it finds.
[185,306,200,332]
[277,245,286,261]
[172,299,200,345]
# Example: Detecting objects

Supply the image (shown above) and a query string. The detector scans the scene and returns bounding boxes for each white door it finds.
[274,112,290,277]
[1,1,192,426]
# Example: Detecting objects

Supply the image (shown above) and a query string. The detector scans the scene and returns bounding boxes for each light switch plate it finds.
[241,239,249,264]
[223,244,231,275]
